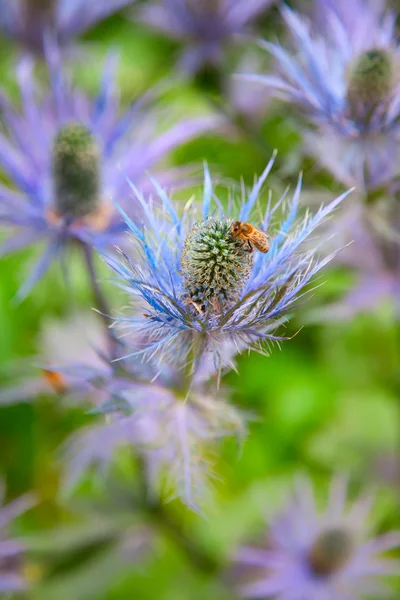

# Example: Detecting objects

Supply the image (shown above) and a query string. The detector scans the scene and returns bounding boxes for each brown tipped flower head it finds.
[235,476,400,598]
[181,217,253,312]
[308,527,354,576]
[52,123,100,220]
[347,48,394,110]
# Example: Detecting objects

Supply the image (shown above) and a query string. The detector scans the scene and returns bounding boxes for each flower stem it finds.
[133,453,222,575]
[81,243,119,360]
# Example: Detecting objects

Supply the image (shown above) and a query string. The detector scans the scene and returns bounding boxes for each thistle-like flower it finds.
[0,312,111,405]
[245,2,400,191]
[104,156,350,373]
[60,355,245,511]
[235,475,400,598]
[137,0,274,76]
[0,49,220,299]
[0,0,134,54]
[0,484,36,592]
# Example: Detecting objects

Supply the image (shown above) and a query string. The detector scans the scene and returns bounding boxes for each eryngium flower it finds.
[61,360,245,511]
[0,484,36,592]
[235,476,400,598]
[0,0,133,54]
[246,3,400,191]
[0,312,111,406]
[105,156,350,372]
[0,50,219,299]
[137,0,274,74]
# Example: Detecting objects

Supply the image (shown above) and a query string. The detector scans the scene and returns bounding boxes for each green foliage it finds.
[0,5,399,600]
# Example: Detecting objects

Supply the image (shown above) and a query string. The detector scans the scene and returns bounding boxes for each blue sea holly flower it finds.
[59,354,245,510]
[245,2,400,191]
[137,0,275,76]
[0,51,220,299]
[234,476,400,599]
[0,0,134,54]
[104,156,351,374]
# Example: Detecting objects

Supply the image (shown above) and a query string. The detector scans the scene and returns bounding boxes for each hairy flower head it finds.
[181,217,253,311]
[0,48,220,299]
[104,156,350,374]
[52,123,101,220]
[235,475,400,598]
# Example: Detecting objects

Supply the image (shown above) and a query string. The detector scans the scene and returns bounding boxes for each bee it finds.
[231,221,270,253]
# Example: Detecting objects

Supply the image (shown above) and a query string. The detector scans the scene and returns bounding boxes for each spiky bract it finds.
[0,485,36,592]
[0,47,219,299]
[235,476,400,598]
[59,358,245,511]
[0,0,134,53]
[181,217,252,311]
[104,156,350,374]
[245,3,400,190]
[53,123,100,220]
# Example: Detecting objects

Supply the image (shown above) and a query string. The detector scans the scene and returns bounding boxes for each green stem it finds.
[81,243,119,361]
[134,453,221,575]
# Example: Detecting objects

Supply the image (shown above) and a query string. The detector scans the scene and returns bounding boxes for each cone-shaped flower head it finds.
[245,2,400,190]
[347,48,394,116]
[181,217,253,311]
[0,0,134,54]
[308,528,354,576]
[104,155,350,374]
[235,475,400,598]
[0,48,220,299]
[52,123,101,220]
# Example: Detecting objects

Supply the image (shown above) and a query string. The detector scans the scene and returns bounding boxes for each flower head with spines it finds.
[56,348,245,511]
[244,2,400,191]
[0,0,134,55]
[104,155,351,375]
[0,45,220,299]
[181,217,253,312]
[234,475,400,599]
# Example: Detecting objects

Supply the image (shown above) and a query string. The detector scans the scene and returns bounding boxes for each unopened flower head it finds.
[0,47,219,299]
[245,2,400,190]
[0,0,134,54]
[104,155,350,373]
[137,0,274,75]
[235,475,400,598]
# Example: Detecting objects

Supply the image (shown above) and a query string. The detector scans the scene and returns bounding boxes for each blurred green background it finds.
[0,4,399,599]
